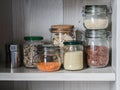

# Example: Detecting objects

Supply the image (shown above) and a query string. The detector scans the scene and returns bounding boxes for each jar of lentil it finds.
[36,44,61,72]
[83,5,110,30]
[23,36,43,68]
[50,25,76,48]
[63,41,83,70]
[85,30,109,68]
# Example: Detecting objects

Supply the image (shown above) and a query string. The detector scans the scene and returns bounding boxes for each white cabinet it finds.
[0,0,120,90]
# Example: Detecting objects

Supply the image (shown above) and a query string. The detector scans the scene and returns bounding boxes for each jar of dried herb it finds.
[85,30,109,68]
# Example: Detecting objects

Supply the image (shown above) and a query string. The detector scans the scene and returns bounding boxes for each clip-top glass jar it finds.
[37,45,61,72]
[85,30,109,68]
[83,5,109,30]
[63,41,83,70]
[23,36,43,68]
[50,25,75,48]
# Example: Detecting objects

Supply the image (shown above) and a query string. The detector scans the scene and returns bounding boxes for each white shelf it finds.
[0,66,115,81]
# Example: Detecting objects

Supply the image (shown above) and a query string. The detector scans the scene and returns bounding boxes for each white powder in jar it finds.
[84,19,108,29]
[64,51,83,70]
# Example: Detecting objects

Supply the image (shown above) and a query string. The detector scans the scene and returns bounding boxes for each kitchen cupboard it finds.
[0,0,120,90]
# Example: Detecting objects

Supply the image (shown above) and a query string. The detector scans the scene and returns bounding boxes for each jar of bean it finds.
[23,36,43,68]
[36,44,61,72]
[85,30,109,68]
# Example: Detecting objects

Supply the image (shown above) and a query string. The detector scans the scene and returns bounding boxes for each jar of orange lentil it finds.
[37,44,61,72]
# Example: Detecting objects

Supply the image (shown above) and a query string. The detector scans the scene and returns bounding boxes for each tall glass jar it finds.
[50,25,75,48]
[36,45,61,72]
[63,41,83,70]
[83,5,109,30]
[85,30,109,68]
[23,36,43,68]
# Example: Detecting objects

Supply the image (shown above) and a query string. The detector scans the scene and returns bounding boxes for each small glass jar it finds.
[23,36,43,68]
[37,45,61,72]
[63,41,83,70]
[85,30,109,68]
[83,5,109,30]
[50,25,76,48]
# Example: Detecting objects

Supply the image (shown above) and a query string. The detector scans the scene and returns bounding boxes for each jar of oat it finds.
[63,41,83,70]
[23,36,43,68]
[83,5,110,30]
[50,25,76,48]
[85,30,109,68]
[36,44,61,72]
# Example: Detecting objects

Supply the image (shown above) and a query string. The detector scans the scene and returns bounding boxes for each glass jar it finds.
[63,41,83,70]
[23,36,43,68]
[50,25,76,48]
[83,5,109,30]
[85,30,109,68]
[36,45,61,72]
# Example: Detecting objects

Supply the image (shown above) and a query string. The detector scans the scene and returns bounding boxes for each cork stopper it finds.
[50,25,74,33]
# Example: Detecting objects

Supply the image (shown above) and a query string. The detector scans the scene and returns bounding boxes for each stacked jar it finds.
[83,5,110,68]
[50,25,76,64]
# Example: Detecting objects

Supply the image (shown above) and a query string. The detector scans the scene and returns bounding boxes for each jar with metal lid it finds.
[23,36,43,68]
[63,41,83,70]
[85,30,109,68]
[50,25,76,48]
[36,45,61,72]
[83,5,110,30]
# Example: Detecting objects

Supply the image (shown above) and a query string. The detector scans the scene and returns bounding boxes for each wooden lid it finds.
[50,25,74,33]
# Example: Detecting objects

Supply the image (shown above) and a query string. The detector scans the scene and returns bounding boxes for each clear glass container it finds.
[37,45,61,72]
[50,25,76,48]
[23,36,43,68]
[63,41,83,70]
[85,30,109,68]
[83,5,110,30]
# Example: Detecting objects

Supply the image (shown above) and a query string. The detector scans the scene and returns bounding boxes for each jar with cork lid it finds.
[50,25,76,48]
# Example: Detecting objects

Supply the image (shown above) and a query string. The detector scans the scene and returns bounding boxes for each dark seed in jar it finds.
[85,46,109,67]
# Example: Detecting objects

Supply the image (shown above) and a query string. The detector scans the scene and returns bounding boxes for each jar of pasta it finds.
[36,44,61,72]
[63,41,83,70]
[23,36,43,68]
[50,25,76,48]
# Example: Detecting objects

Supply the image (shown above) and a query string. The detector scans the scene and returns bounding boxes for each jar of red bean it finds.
[85,30,109,68]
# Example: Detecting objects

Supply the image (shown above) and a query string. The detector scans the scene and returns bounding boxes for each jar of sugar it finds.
[83,5,110,30]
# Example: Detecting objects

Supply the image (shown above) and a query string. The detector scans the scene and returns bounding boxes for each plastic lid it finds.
[24,36,43,41]
[63,41,83,45]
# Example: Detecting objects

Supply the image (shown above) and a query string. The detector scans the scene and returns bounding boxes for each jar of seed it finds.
[23,36,43,68]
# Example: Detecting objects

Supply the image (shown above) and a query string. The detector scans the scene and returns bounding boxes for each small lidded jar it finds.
[63,41,83,70]
[85,30,109,68]
[23,36,43,68]
[37,45,61,72]
[50,25,75,48]
[83,5,109,30]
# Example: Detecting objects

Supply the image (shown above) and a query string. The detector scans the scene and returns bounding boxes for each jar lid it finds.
[24,36,43,41]
[84,5,107,14]
[63,41,83,45]
[50,25,74,33]
[85,30,107,38]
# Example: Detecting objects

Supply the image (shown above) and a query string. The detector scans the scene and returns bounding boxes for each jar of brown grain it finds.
[85,30,109,68]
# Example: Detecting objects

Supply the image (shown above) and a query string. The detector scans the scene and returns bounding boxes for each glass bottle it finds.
[23,36,43,68]
[83,5,110,30]
[63,41,83,70]
[85,30,109,68]
[37,44,61,72]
